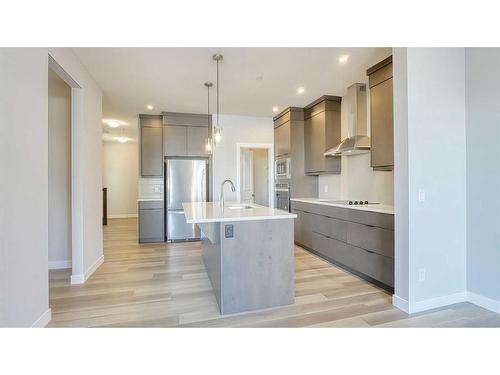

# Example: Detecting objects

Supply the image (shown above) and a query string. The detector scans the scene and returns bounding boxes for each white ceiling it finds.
[73,48,392,141]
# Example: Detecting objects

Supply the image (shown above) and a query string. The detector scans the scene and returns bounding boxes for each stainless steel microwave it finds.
[275,157,291,180]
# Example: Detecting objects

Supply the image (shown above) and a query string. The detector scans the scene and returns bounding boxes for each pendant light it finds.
[204,82,213,153]
[212,53,223,144]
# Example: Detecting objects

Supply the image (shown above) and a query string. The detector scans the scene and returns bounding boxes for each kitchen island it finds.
[183,202,296,315]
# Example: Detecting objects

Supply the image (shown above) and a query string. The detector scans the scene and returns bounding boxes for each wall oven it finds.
[275,157,291,180]
[275,182,290,212]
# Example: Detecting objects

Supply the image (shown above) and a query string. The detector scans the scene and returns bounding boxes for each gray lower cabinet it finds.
[138,201,164,243]
[292,202,394,288]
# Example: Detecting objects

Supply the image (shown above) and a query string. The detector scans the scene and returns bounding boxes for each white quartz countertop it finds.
[291,198,394,215]
[183,202,297,224]
[137,197,163,202]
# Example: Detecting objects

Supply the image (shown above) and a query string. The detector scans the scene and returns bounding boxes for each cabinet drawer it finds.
[312,215,348,242]
[347,221,394,258]
[138,200,163,210]
[312,232,394,287]
[312,231,349,264]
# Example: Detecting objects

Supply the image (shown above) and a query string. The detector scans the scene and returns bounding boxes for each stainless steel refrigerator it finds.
[164,158,208,242]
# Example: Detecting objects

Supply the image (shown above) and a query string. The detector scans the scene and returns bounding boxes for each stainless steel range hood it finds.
[324,83,369,156]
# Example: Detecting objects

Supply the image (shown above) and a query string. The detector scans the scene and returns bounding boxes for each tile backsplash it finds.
[138,178,163,198]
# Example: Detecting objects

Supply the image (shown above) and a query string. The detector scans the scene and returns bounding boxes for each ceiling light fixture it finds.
[116,136,128,143]
[297,87,305,94]
[204,82,213,153]
[106,120,121,128]
[272,106,279,113]
[146,104,153,110]
[338,55,349,64]
[213,53,224,144]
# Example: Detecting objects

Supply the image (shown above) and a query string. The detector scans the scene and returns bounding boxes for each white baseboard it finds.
[393,292,467,314]
[31,308,51,328]
[392,295,409,313]
[410,292,467,313]
[71,254,104,285]
[108,214,138,219]
[467,292,500,314]
[48,260,71,270]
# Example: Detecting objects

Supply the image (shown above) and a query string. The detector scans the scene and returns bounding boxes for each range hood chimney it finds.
[324,83,369,156]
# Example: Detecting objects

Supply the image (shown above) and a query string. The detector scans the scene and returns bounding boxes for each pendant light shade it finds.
[204,82,213,153]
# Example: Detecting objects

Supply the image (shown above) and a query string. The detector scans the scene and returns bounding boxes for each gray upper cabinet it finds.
[303,96,342,175]
[367,56,394,171]
[163,125,187,157]
[274,121,291,158]
[187,126,209,157]
[140,115,163,177]
[162,112,210,157]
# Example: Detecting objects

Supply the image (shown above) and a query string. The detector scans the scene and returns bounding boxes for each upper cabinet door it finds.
[141,126,163,177]
[187,126,209,157]
[370,78,394,169]
[163,125,187,157]
[274,121,291,158]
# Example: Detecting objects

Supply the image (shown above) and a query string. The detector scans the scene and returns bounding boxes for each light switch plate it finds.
[324,185,329,193]
[418,189,425,202]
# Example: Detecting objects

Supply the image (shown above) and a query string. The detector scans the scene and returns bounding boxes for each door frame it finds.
[236,142,274,207]
[48,55,85,284]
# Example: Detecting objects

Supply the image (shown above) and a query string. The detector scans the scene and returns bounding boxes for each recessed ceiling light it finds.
[107,120,121,128]
[272,106,279,113]
[338,55,349,64]
[297,87,305,94]
[147,104,153,110]
[115,136,128,143]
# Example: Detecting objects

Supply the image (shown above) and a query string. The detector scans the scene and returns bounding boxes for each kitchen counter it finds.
[183,201,295,315]
[291,198,394,215]
[182,201,296,224]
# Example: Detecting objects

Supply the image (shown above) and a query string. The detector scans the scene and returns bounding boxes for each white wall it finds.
[0,48,103,327]
[212,115,274,202]
[48,68,72,266]
[393,48,467,312]
[103,141,139,217]
[48,48,103,282]
[318,87,394,205]
[465,48,500,308]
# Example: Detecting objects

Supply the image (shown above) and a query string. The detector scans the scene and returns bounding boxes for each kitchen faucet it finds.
[220,179,236,209]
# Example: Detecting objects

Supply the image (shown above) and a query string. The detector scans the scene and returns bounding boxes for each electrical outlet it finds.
[418,189,425,202]
[224,224,234,239]
[418,268,426,282]
[324,185,329,193]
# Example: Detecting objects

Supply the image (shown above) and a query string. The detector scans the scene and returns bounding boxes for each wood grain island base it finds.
[183,202,297,314]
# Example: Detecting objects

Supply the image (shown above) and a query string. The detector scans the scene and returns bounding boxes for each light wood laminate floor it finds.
[48,218,500,328]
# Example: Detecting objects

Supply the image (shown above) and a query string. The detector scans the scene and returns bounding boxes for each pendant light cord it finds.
[216,58,219,128]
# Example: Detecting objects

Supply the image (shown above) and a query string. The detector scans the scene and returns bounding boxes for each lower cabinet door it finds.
[139,208,164,243]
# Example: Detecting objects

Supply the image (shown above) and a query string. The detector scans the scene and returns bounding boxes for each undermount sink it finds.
[226,204,254,210]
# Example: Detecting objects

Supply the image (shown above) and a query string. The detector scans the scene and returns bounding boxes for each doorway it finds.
[236,143,274,207]
[48,67,72,271]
